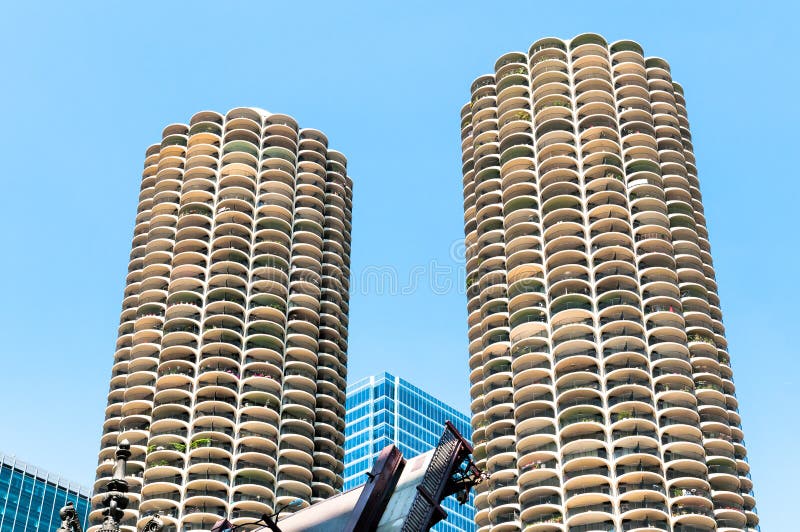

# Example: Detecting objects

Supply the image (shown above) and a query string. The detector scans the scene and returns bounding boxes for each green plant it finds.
[190,437,212,449]
[171,442,186,452]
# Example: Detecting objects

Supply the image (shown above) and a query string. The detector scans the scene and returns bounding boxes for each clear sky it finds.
[0,1,796,528]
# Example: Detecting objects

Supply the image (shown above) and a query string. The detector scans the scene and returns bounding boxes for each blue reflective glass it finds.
[344,374,475,531]
[0,460,91,531]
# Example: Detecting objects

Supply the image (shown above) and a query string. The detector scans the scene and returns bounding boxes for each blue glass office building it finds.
[344,372,475,532]
[0,452,91,532]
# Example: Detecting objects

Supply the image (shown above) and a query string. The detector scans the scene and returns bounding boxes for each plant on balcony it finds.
[190,437,212,449]
[515,110,531,121]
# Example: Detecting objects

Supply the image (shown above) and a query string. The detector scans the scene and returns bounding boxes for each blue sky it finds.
[0,1,796,527]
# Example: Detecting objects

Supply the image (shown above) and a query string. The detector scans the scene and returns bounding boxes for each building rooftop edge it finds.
[0,451,93,496]
[346,372,470,421]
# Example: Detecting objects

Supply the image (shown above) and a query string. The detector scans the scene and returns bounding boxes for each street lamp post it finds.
[58,440,163,532]
[98,440,132,532]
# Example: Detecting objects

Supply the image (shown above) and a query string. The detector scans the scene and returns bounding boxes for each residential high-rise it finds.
[460,34,757,532]
[344,372,476,532]
[93,107,353,531]
[0,452,91,531]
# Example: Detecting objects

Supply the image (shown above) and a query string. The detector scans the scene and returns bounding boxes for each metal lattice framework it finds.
[402,421,485,531]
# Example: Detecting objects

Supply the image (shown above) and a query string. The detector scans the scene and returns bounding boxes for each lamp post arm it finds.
[140,515,165,532]
[212,508,290,532]
[56,501,83,532]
